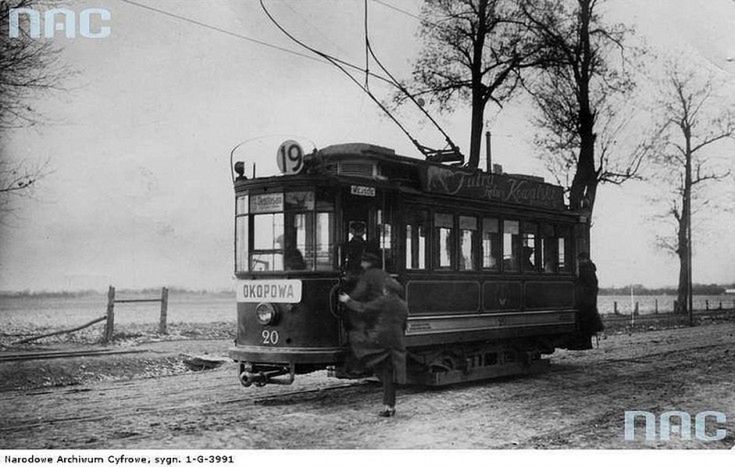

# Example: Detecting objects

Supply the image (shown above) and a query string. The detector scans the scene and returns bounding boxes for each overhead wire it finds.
[363,1,462,157]
[259,0,427,154]
[116,0,394,87]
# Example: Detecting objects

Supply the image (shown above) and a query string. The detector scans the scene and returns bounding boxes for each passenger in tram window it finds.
[346,222,367,274]
[522,246,535,271]
[277,235,306,271]
[339,277,407,417]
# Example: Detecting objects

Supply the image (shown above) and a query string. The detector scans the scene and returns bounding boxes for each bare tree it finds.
[649,67,734,315]
[402,0,548,168]
[0,0,64,214]
[521,0,645,221]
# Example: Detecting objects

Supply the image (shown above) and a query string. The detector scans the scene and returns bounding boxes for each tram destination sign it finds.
[236,279,302,303]
[419,165,564,209]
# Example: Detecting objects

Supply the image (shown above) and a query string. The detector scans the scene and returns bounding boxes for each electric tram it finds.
[229,141,587,387]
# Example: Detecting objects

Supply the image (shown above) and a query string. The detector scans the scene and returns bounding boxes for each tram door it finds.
[341,187,396,275]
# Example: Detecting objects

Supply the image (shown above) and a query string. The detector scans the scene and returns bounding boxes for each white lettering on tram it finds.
[236,280,302,303]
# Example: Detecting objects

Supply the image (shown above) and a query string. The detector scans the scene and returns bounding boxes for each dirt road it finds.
[1,323,733,449]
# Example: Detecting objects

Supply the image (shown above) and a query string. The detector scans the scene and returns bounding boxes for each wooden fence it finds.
[11,286,169,345]
[104,286,169,342]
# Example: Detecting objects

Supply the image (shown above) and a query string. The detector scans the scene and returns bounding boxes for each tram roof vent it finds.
[338,161,377,178]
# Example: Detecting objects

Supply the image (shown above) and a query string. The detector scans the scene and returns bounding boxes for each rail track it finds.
[0,348,147,363]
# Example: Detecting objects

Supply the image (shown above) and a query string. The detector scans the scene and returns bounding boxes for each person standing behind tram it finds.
[572,252,604,349]
[339,277,408,417]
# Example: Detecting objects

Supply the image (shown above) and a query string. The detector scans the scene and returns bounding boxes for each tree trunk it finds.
[467,0,488,169]
[467,94,485,168]
[676,243,689,313]
[568,0,598,223]
[676,124,694,315]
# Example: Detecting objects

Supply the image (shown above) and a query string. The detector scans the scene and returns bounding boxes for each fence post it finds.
[634,302,639,316]
[613,301,618,315]
[159,287,168,335]
[654,299,658,314]
[104,286,115,343]
[705,300,709,311]
[719,301,722,310]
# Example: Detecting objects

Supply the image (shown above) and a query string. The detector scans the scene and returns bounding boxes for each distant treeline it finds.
[599,284,735,296]
[0,287,234,299]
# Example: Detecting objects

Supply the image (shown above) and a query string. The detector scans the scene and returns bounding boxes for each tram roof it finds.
[235,142,569,212]
[317,143,567,211]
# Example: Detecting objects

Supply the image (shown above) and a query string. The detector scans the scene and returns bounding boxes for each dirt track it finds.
[1,323,734,449]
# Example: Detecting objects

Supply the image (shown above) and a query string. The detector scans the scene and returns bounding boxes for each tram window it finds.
[235,194,249,272]
[253,214,284,250]
[377,209,393,270]
[558,226,572,272]
[503,220,520,271]
[285,191,315,211]
[540,224,558,273]
[235,216,248,273]
[315,188,335,211]
[236,195,248,215]
[315,212,334,270]
[284,192,314,271]
[459,216,477,271]
[283,213,310,270]
[434,213,454,269]
[521,222,538,272]
[482,218,500,270]
[405,210,428,270]
[251,213,284,271]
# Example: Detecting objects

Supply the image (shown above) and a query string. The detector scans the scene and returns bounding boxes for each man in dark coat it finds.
[339,277,408,417]
[342,252,391,375]
[569,252,604,349]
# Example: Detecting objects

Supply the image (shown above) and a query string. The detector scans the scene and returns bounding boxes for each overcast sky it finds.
[0,0,734,291]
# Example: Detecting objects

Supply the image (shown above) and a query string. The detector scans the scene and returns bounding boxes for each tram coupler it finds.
[239,362,295,387]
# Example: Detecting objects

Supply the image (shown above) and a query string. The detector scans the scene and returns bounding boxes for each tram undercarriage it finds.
[235,335,570,387]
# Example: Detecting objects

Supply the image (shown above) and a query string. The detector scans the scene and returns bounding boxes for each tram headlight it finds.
[256,302,278,325]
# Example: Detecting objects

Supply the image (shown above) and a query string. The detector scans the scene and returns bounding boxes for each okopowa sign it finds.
[236,280,302,303]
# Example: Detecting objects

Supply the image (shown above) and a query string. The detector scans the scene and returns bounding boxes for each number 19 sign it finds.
[277,140,304,175]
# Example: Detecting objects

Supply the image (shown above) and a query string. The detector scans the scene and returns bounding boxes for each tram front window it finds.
[234,189,336,273]
[252,213,284,271]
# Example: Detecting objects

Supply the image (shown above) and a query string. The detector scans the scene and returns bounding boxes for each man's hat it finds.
[361,252,380,264]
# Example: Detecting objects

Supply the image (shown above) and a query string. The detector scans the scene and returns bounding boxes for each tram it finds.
[229,141,588,387]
